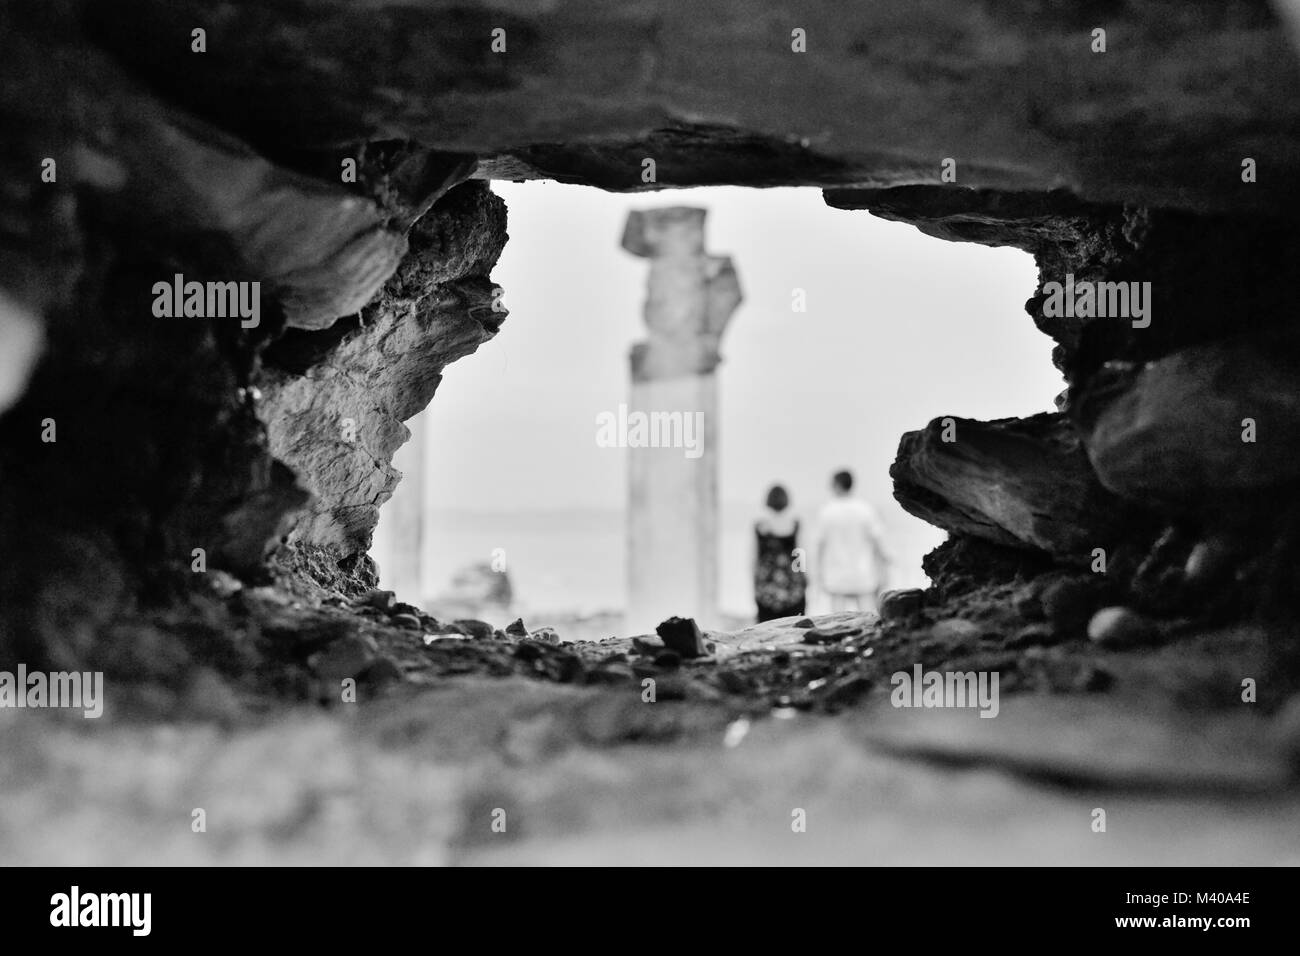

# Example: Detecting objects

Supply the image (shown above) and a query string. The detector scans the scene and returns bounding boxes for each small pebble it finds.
[1009,625,1055,648]
[1012,587,1044,621]
[309,635,377,681]
[205,570,244,599]
[878,588,925,622]
[1184,538,1233,585]
[1087,606,1157,649]
[453,619,495,641]
[802,622,863,645]
[631,636,663,655]
[723,717,751,749]
[1041,576,1107,636]
[655,616,710,658]
[359,589,396,613]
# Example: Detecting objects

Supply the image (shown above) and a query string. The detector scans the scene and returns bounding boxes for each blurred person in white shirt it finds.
[814,469,890,612]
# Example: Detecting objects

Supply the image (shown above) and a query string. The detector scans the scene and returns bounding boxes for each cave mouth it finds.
[5,0,1299,713]
[6,0,1300,867]
[369,180,1056,639]
[5,147,1300,720]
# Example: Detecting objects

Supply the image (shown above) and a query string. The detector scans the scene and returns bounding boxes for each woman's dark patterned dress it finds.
[754,520,807,622]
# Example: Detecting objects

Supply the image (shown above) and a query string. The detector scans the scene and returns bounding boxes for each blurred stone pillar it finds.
[371,411,426,603]
[621,207,741,633]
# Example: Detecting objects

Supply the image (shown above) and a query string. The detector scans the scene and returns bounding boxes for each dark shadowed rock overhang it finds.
[4,0,1300,666]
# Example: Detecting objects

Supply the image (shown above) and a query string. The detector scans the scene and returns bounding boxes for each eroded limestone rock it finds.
[1079,333,1300,505]
[891,412,1136,558]
[4,0,1300,673]
[259,182,507,559]
[80,0,1300,212]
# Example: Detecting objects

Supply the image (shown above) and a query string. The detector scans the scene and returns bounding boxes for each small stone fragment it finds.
[505,617,529,637]
[630,636,663,656]
[1087,606,1157,649]
[1184,538,1233,585]
[1009,625,1056,648]
[452,619,495,641]
[1041,576,1108,638]
[773,693,813,711]
[723,717,751,748]
[655,616,709,658]
[425,622,466,638]
[359,589,396,613]
[802,622,864,645]
[878,588,925,622]
[309,634,377,681]
[1012,586,1044,621]
[205,570,244,599]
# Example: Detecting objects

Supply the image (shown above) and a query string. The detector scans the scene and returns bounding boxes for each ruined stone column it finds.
[371,411,427,604]
[621,208,741,633]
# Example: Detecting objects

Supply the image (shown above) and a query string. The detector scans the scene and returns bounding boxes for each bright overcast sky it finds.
[395,181,1061,601]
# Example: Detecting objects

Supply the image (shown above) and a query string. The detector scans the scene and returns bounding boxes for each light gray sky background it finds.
[388,181,1061,614]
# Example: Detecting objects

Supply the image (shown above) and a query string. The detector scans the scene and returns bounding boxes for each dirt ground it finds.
[3,606,1298,866]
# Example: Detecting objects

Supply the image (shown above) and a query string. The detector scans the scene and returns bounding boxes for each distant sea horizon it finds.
[412,503,938,620]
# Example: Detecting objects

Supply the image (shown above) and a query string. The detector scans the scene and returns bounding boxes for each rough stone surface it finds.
[622,207,742,380]
[1079,332,1300,506]
[0,6,508,662]
[655,617,711,659]
[259,181,507,557]
[3,0,1300,685]
[1088,606,1159,649]
[1041,575,1115,640]
[77,0,1300,213]
[878,589,926,623]
[891,412,1141,558]
[6,0,1300,869]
